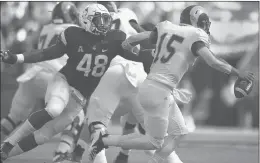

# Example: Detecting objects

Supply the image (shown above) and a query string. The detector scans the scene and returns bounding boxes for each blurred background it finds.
[1,1,258,128]
[0,2,258,163]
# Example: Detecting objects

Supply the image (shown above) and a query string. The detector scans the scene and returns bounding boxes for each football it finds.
[234,78,253,98]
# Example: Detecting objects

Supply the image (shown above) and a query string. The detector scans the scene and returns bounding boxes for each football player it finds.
[0,3,140,162]
[51,2,150,163]
[0,2,79,141]
[87,5,255,163]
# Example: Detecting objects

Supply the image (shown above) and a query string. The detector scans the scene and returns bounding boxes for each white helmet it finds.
[79,3,112,35]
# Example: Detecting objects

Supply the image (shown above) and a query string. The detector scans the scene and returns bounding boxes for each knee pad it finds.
[28,109,53,130]
[145,116,168,149]
[45,96,66,118]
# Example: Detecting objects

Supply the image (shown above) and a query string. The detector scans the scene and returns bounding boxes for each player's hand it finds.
[0,50,17,64]
[238,70,255,82]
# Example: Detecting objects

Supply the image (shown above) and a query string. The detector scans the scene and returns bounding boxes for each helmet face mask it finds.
[92,12,112,34]
[80,4,112,36]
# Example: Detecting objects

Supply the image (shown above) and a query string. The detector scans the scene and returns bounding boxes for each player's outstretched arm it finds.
[122,27,157,53]
[122,31,152,51]
[197,45,255,81]
[0,43,66,64]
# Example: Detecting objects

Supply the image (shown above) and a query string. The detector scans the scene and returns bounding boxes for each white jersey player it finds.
[88,5,255,163]
[0,3,78,141]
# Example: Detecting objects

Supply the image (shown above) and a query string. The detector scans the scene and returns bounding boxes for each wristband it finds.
[16,54,25,63]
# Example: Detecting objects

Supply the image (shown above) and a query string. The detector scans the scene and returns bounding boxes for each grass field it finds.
[3,126,259,163]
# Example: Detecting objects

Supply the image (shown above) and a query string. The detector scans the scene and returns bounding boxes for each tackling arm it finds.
[121,28,157,54]
[20,43,65,63]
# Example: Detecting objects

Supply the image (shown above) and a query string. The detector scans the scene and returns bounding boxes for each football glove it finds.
[0,50,17,64]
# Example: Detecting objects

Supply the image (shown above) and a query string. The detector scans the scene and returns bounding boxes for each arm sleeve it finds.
[23,28,70,63]
[189,29,210,53]
[191,41,207,57]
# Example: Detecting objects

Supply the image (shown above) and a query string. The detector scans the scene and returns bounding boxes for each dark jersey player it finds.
[0,3,140,161]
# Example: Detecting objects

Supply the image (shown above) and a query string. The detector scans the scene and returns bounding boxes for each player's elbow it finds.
[205,60,215,68]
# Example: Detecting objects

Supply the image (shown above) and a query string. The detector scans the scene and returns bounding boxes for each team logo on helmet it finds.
[79,4,112,35]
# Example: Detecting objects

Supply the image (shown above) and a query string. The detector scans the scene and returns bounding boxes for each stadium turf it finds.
[4,127,258,163]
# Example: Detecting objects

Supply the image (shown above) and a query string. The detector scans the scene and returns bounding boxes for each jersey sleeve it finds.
[56,26,76,47]
[189,29,210,56]
[119,8,138,23]
[191,29,210,48]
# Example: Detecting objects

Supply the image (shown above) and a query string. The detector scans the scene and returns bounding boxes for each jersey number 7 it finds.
[39,34,59,49]
[153,33,184,63]
[76,54,108,77]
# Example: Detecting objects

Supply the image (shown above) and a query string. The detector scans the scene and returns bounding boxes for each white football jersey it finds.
[148,21,210,88]
[110,8,140,67]
[111,8,138,38]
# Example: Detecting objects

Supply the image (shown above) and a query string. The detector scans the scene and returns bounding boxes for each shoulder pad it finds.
[105,29,126,42]
[194,28,210,47]
[119,8,138,23]
[156,21,173,31]
[59,26,82,46]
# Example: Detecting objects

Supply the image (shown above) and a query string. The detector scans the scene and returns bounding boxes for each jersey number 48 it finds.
[76,54,108,77]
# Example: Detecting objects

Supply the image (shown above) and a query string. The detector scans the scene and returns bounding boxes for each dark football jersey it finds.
[57,26,126,97]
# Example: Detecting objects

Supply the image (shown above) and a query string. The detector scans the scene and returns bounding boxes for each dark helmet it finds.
[52,2,78,24]
[97,1,118,13]
[180,5,211,35]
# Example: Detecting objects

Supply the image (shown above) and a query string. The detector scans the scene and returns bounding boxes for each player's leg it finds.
[1,73,70,160]
[87,65,129,162]
[7,90,83,159]
[53,108,86,163]
[89,79,173,162]
[114,95,143,163]
[0,81,37,140]
[149,100,188,163]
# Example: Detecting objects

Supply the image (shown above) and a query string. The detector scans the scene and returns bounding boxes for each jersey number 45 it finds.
[76,54,108,77]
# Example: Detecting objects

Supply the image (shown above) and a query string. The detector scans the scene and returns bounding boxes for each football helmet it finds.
[97,1,118,13]
[52,2,78,24]
[180,5,211,35]
[79,3,112,35]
